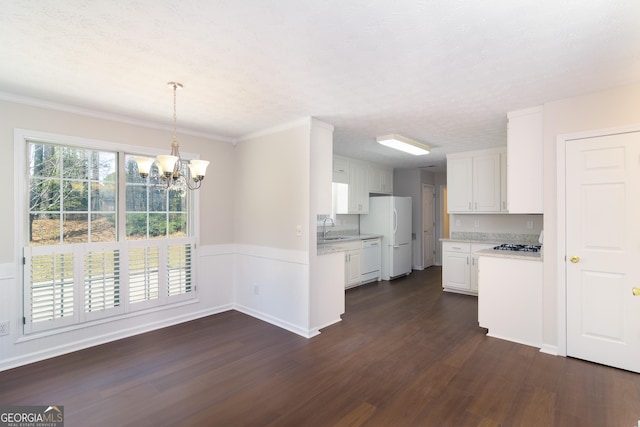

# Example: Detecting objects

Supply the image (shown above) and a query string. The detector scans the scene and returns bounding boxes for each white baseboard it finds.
[539,344,560,356]
[486,332,542,350]
[0,305,232,373]
[234,304,316,338]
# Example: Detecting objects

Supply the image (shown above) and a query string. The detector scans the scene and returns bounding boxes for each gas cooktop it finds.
[493,244,542,252]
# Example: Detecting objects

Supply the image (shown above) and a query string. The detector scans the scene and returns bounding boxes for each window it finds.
[21,134,197,334]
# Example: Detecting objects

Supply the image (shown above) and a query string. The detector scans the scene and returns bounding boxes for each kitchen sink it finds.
[322,236,352,241]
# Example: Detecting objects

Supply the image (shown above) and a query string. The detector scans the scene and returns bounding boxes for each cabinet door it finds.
[333,156,349,184]
[345,250,362,287]
[348,162,369,213]
[473,154,501,212]
[370,166,393,194]
[446,157,473,212]
[442,251,470,290]
[500,151,508,212]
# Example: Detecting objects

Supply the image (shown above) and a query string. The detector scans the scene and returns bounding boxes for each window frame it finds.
[15,129,202,335]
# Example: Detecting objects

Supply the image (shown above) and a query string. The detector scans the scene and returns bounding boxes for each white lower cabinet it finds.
[442,241,496,295]
[442,242,471,292]
[477,255,542,348]
[345,249,362,288]
[339,240,364,289]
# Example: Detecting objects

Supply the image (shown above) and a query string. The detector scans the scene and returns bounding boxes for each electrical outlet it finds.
[0,321,9,336]
[526,220,534,229]
[455,219,461,227]
[296,225,302,236]
[474,220,480,228]
[253,285,260,296]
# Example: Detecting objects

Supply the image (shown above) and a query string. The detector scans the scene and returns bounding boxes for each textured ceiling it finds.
[1,1,640,172]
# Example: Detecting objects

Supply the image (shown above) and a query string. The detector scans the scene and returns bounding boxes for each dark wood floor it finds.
[1,267,639,426]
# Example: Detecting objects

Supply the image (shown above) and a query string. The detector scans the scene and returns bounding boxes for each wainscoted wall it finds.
[0,245,235,372]
[233,245,312,338]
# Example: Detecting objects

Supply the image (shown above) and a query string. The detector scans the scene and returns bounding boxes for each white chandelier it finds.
[134,82,209,191]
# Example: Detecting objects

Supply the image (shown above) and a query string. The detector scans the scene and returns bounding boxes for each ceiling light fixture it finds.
[134,82,209,191]
[376,134,430,156]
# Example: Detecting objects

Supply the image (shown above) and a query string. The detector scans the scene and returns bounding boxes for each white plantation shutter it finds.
[24,245,78,333]
[167,242,193,297]
[24,238,196,333]
[83,243,123,321]
[128,243,160,308]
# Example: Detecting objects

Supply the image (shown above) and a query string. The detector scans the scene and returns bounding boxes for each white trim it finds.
[539,344,559,356]
[198,244,235,257]
[0,263,14,280]
[0,91,234,143]
[556,123,640,358]
[234,244,309,265]
[234,303,318,338]
[556,134,567,357]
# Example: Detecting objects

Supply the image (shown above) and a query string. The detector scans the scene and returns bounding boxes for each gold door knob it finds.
[633,287,640,296]
[569,256,580,263]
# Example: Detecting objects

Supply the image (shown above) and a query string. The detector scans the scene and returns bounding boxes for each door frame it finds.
[556,123,640,357]
[422,184,435,268]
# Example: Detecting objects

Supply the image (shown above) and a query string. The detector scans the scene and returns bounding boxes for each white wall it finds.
[0,98,236,371]
[232,118,341,338]
[542,82,640,352]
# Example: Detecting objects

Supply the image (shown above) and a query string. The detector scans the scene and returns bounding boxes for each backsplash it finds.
[450,231,541,245]
[449,213,543,234]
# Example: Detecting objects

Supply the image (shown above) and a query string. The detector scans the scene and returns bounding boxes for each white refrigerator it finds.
[360,196,412,280]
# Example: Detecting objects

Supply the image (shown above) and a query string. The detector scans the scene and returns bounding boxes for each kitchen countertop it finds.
[317,234,382,255]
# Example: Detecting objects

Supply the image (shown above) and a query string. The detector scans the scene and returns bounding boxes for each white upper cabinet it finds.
[332,156,393,214]
[507,106,543,213]
[472,153,502,212]
[332,156,370,214]
[500,151,508,212]
[369,165,393,195]
[446,156,473,212]
[332,156,350,184]
[347,160,369,214]
[447,148,504,213]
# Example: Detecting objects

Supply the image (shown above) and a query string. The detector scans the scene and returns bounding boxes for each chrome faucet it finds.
[322,217,335,241]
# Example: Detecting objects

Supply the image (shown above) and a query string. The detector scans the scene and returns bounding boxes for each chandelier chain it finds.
[172,83,178,144]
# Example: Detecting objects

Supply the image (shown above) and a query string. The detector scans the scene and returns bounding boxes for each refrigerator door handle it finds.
[393,208,398,235]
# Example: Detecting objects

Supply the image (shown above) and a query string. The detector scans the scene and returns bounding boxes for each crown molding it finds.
[0,91,235,144]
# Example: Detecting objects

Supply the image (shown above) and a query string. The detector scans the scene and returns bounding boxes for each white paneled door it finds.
[566,131,640,373]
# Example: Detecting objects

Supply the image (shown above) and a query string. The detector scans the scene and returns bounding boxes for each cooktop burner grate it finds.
[493,244,542,252]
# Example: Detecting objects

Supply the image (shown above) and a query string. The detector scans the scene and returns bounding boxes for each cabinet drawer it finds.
[442,242,470,253]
